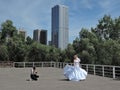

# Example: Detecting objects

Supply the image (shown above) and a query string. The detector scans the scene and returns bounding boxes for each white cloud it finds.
[80,0,93,9]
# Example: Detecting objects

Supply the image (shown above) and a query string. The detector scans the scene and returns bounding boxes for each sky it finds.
[0,0,120,43]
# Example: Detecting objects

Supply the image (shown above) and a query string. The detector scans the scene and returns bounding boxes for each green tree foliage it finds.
[27,42,43,62]
[1,20,17,40]
[0,16,120,66]
[77,29,97,64]
[110,16,120,40]
[0,45,8,61]
[0,20,26,62]
[26,36,34,45]
[7,38,26,62]
[72,15,120,65]
[96,15,113,40]
[73,37,80,53]
[27,42,60,62]
[65,44,76,62]
[47,46,60,62]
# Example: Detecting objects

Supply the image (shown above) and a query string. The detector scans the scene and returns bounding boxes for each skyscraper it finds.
[33,29,47,45]
[52,5,69,50]
[33,29,41,43]
[40,30,47,45]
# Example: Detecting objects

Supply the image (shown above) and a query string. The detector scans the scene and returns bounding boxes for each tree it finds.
[27,42,43,62]
[65,44,76,62]
[7,38,26,62]
[0,45,8,61]
[1,20,17,41]
[96,15,113,40]
[73,37,80,53]
[26,36,34,45]
[77,28,98,64]
[79,28,90,39]
[110,16,120,40]
[47,46,60,62]
[110,40,120,65]
[26,42,60,62]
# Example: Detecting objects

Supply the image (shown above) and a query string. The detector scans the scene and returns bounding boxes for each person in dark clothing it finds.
[30,66,39,81]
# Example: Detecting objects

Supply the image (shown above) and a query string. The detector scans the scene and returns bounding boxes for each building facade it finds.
[33,29,47,45]
[18,28,27,40]
[40,30,47,45]
[52,5,69,50]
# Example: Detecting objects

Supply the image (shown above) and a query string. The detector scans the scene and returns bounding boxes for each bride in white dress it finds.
[64,55,87,81]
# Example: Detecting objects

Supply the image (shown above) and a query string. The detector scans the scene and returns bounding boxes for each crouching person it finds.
[30,66,39,81]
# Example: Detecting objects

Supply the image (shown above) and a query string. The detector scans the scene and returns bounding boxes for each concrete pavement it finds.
[0,67,120,90]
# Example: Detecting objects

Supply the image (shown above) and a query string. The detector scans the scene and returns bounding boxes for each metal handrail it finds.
[1,62,120,79]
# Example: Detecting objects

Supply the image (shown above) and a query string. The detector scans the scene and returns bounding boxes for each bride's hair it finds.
[74,55,78,59]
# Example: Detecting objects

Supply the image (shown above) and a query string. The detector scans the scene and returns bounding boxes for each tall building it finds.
[33,29,47,45]
[40,30,47,45]
[52,5,69,50]
[33,29,41,43]
[18,28,27,40]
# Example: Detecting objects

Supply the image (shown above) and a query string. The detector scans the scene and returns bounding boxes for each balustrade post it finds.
[42,62,43,68]
[57,62,59,68]
[50,61,52,67]
[86,64,88,73]
[60,62,62,68]
[56,62,57,68]
[62,62,64,68]
[53,62,55,68]
[33,62,34,67]
[13,62,15,67]
[102,66,104,77]
[58,62,59,68]
[113,66,115,79]
[24,62,25,68]
[94,65,96,75]
[63,63,65,68]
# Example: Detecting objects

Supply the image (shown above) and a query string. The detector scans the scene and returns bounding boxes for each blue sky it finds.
[0,0,120,43]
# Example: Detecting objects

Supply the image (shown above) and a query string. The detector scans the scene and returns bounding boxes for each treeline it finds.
[0,15,120,66]
[0,20,71,62]
[73,15,120,66]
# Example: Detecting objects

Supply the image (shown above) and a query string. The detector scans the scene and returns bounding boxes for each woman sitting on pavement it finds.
[30,66,39,81]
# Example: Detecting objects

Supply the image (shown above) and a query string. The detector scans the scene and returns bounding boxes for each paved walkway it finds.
[0,68,120,90]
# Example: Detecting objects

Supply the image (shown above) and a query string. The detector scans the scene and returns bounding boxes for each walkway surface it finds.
[0,67,120,90]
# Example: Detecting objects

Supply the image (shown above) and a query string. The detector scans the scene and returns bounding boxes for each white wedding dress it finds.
[64,58,87,81]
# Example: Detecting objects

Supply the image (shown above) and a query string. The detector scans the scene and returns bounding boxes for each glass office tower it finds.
[52,5,69,50]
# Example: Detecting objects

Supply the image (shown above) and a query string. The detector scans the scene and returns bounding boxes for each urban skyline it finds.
[0,0,120,43]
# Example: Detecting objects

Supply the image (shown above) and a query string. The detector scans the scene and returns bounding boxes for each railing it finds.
[1,62,120,79]
[0,61,14,67]
[81,64,120,79]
